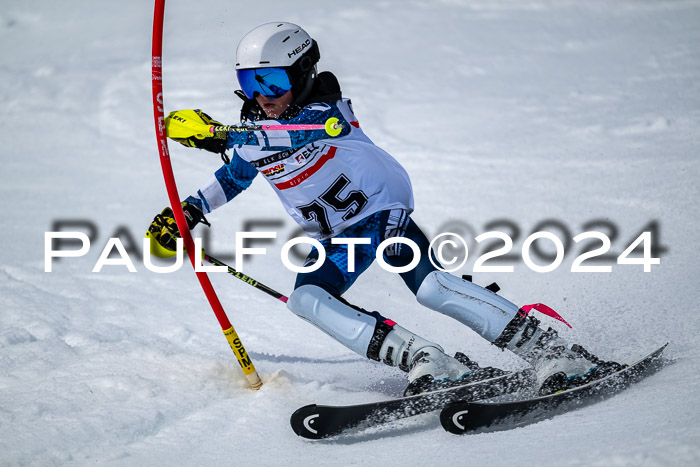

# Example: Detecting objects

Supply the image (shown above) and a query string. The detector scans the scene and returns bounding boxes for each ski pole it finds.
[209,119,342,136]
[152,0,262,390]
[204,253,288,303]
[165,113,343,139]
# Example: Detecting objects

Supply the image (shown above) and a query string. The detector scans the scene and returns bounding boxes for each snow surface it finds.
[2,0,700,465]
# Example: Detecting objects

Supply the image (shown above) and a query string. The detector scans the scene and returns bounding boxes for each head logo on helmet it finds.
[288,39,311,59]
[236,22,320,105]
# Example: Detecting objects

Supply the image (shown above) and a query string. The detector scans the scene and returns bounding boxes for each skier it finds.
[148,22,622,396]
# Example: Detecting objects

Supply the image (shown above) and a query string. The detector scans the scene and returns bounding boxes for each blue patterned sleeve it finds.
[226,102,351,151]
[184,150,258,214]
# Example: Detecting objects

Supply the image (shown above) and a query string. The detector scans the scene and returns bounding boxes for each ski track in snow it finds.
[1,0,699,465]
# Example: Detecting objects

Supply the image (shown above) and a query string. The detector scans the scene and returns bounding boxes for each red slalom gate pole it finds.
[151,0,262,390]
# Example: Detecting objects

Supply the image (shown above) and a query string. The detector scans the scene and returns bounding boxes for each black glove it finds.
[148,201,211,253]
[170,109,228,154]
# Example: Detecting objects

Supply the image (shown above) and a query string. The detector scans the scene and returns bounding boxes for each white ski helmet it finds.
[236,22,320,103]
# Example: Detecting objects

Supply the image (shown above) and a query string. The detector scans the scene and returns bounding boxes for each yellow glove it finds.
[146,202,210,258]
[165,109,228,154]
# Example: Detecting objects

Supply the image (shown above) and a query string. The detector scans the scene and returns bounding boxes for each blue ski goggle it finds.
[237,67,292,99]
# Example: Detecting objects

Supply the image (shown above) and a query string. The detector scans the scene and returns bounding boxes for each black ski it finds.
[290,368,534,439]
[440,343,669,435]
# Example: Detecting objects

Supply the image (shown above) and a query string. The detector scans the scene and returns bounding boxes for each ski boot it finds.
[285,284,506,396]
[494,310,625,396]
[402,345,506,396]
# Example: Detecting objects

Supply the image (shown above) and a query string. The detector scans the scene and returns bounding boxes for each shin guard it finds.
[416,271,519,342]
[287,285,440,370]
